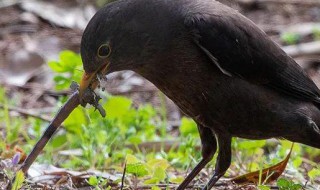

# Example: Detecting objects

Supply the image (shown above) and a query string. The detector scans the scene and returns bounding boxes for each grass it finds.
[1,50,320,189]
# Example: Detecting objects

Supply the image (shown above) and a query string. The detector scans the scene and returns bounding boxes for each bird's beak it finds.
[79,63,109,99]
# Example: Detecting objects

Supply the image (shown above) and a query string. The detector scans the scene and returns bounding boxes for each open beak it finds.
[79,63,109,100]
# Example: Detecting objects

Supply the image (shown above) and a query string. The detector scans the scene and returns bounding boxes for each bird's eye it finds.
[97,43,111,58]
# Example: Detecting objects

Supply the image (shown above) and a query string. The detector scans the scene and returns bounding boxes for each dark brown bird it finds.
[79,0,320,189]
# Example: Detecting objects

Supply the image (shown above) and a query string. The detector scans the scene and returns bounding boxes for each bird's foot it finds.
[201,174,222,190]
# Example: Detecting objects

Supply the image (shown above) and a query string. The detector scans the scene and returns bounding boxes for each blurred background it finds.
[1,0,320,189]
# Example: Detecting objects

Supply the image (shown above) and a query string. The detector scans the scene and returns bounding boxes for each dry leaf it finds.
[231,143,294,185]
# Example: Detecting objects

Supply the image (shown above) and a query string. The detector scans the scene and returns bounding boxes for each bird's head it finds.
[79,1,158,101]
[78,0,179,103]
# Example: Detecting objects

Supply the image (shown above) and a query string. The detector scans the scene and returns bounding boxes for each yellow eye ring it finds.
[97,43,111,58]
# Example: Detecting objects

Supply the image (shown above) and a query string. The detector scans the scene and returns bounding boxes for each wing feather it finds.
[185,12,320,104]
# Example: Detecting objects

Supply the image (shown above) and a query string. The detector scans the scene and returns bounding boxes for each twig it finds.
[0,104,51,122]
[120,162,126,190]
[19,91,80,174]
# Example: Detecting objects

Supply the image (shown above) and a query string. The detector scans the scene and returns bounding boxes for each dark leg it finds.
[177,125,217,190]
[202,134,232,190]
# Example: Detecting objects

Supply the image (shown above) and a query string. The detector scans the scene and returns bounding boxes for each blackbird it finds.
[78,0,320,189]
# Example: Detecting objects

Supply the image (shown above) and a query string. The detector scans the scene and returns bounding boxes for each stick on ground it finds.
[19,91,80,174]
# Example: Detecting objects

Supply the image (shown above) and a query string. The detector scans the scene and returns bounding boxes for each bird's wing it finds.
[185,12,320,103]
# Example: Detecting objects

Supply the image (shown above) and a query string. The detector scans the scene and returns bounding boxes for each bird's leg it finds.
[202,134,231,190]
[177,125,217,190]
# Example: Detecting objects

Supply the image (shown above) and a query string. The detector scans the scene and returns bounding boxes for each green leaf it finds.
[96,130,108,144]
[258,185,270,190]
[308,168,320,180]
[48,61,66,73]
[151,186,161,190]
[128,136,143,145]
[291,184,303,190]
[153,167,166,181]
[53,75,70,90]
[64,107,86,134]
[277,178,291,189]
[11,170,25,190]
[277,178,302,190]
[144,177,159,184]
[126,162,149,177]
[169,176,184,184]
[126,154,140,164]
[48,50,83,90]
[179,117,197,137]
[147,159,170,170]
[292,157,302,168]
[51,134,67,148]
[238,140,266,150]
[88,176,99,186]
[105,96,132,120]
[59,50,82,69]
[126,154,149,177]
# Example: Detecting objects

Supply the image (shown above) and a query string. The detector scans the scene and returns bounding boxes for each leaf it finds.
[292,157,302,168]
[237,140,266,150]
[153,167,166,181]
[151,186,161,190]
[11,170,25,190]
[105,96,132,120]
[179,117,197,137]
[258,185,271,190]
[291,184,303,190]
[51,134,67,148]
[48,61,66,73]
[126,154,140,164]
[147,158,170,170]
[96,130,108,144]
[308,168,320,180]
[231,143,294,185]
[144,177,159,184]
[277,178,302,190]
[63,107,86,134]
[126,162,149,177]
[59,50,82,70]
[48,50,83,90]
[277,178,291,188]
[53,75,70,90]
[126,154,149,177]
[128,136,143,145]
[88,176,99,186]
[169,176,184,184]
